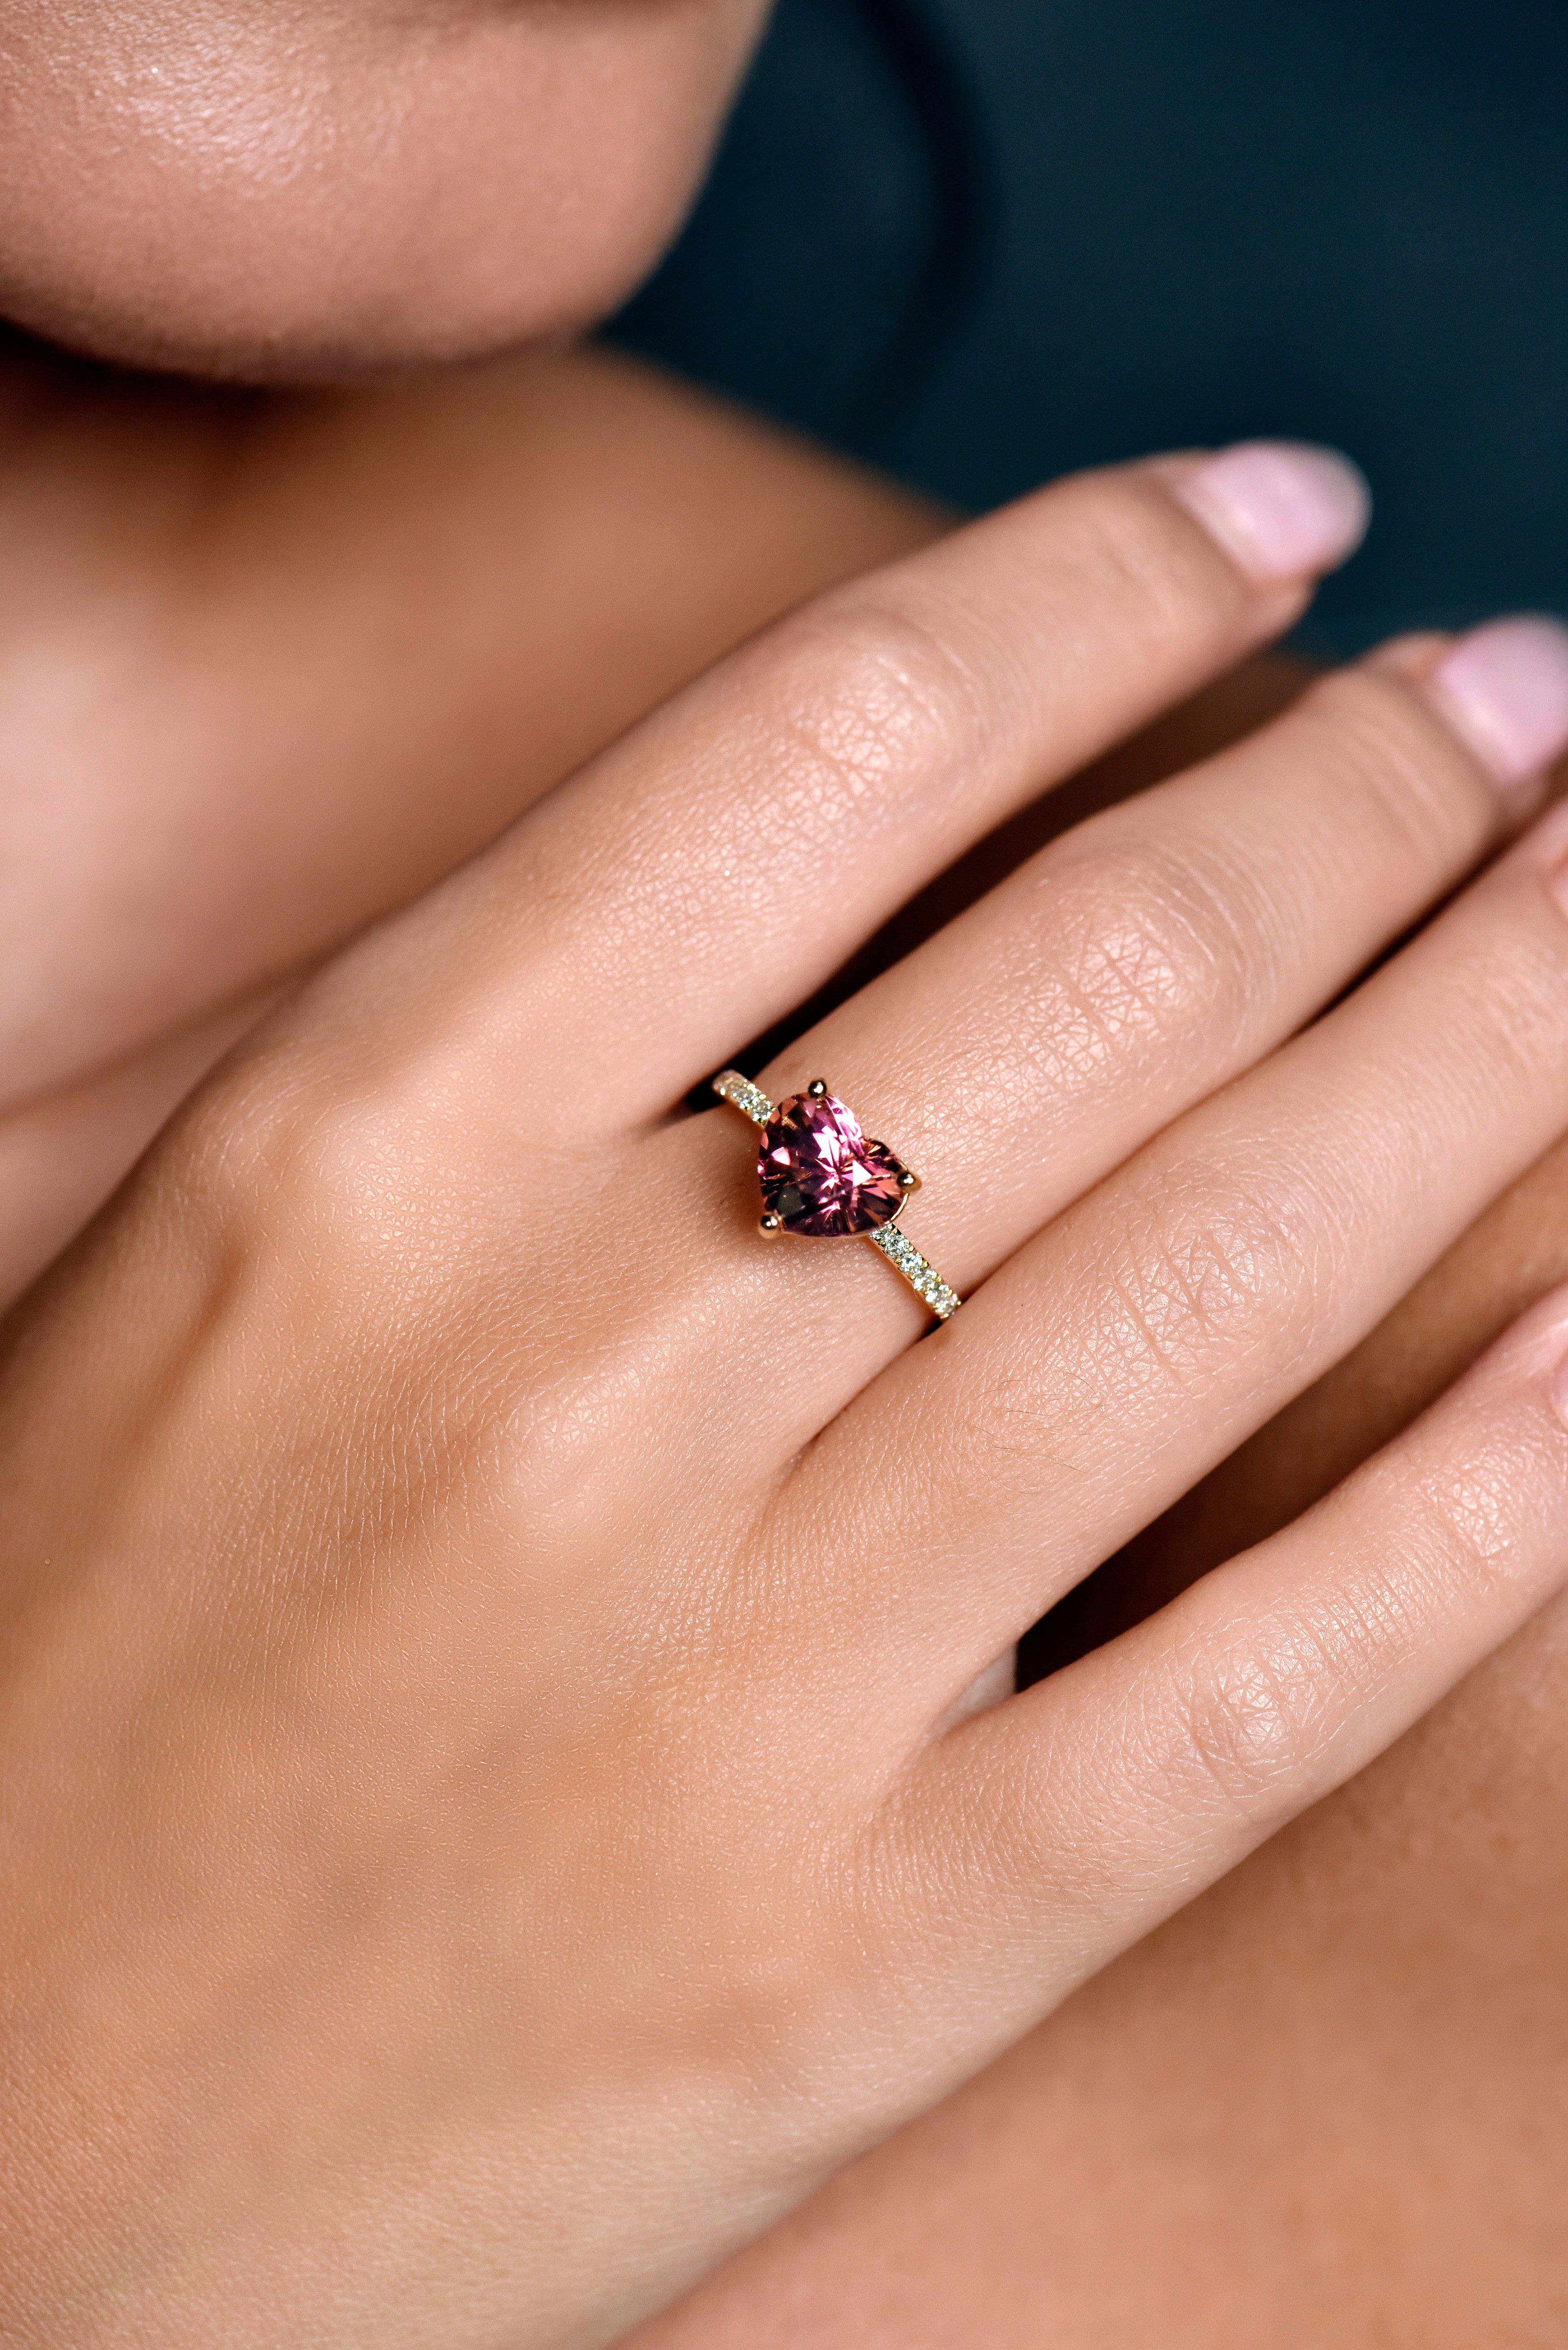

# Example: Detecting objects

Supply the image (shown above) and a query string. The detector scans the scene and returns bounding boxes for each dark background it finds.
[615,0,1568,657]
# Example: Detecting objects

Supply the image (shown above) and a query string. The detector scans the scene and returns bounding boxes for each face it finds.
[0,0,769,379]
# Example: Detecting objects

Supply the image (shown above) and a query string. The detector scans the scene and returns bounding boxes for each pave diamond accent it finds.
[870,1223,962,1319]
[712,1069,775,1126]
[713,1066,961,1320]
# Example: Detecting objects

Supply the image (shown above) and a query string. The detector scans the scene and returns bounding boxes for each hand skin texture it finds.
[1,6,1562,2332]
[624,899,1568,2350]
[5,439,1568,2350]
[0,334,945,1304]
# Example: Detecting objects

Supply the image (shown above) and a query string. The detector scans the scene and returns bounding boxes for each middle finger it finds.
[471,443,1367,1140]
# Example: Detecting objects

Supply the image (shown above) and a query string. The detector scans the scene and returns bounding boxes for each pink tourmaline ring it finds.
[711,1070,962,1321]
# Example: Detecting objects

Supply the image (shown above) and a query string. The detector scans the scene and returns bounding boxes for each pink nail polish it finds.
[1174,441,1371,585]
[1430,617,1568,793]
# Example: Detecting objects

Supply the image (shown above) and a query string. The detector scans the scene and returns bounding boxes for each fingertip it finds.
[1428,616,1568,796]
[1171,441,1372,588]
[1501,1279,1568,1427]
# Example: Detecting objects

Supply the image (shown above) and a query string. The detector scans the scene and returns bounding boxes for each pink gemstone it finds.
[758,1091,907,1236]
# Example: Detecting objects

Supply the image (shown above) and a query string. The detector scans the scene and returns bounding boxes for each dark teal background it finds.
[614,0,1568,656]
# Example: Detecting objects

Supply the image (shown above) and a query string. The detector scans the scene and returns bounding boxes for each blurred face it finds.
[0,0,769,378]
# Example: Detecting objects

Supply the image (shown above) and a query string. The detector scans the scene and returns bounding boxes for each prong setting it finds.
[713,1067,960,1317]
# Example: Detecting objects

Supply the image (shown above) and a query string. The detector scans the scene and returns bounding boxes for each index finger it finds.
[447,442,1370,1140]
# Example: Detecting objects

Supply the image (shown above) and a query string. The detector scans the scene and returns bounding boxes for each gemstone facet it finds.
[757,1091,908,1237]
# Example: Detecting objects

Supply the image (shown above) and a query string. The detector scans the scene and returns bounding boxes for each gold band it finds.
[713,1070,962,1321]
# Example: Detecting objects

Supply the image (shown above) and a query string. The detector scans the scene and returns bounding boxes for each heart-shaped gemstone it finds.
[758,1091,907,1236]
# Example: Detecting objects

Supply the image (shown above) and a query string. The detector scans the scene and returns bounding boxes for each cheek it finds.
[0,0,770,379]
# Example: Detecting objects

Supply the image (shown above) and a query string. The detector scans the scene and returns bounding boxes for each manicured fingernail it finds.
[1430,617,1568,792]
[1174,441,1371,584]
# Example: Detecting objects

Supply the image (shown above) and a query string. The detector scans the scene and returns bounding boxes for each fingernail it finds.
[1430,617,1568,792]
[1174,441,1371,584]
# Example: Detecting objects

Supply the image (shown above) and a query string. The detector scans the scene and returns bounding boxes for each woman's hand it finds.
[6,443,1568,2350]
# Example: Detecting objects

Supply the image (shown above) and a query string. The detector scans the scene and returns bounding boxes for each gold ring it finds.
[712,1070,962,1321]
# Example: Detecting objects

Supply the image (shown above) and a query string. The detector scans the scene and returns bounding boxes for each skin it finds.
[0,0,771,377]
[0,332,944,1301]
[0,4,1564,2337]
[612,614,1568,2348]
[5,452,1568,2350]
[628,785,1568,2350]
[28,331,1549,2342]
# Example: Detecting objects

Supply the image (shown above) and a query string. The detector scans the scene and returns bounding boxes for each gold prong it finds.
[806,1077,828,1098]
[758,1211,784,1236]
[897,1168,920,1192]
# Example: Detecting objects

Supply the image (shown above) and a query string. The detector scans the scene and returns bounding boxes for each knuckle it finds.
[1404,1451,1525,1600]
[1047,467,1256,655]
[758,596,990,827]
[162,1053,301,1236]
[1099,1157,1333,1393]
[1031,841,1267,1081]
[170,1041,472,1311]
[1293,665,1493,861]
[1446,895,1568,1084]
[744,459,1267,855]
[174,1054,552,1534]
[1168,1621,1342,1827]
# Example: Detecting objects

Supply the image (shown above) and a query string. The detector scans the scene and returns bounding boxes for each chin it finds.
[0,0,767,381]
